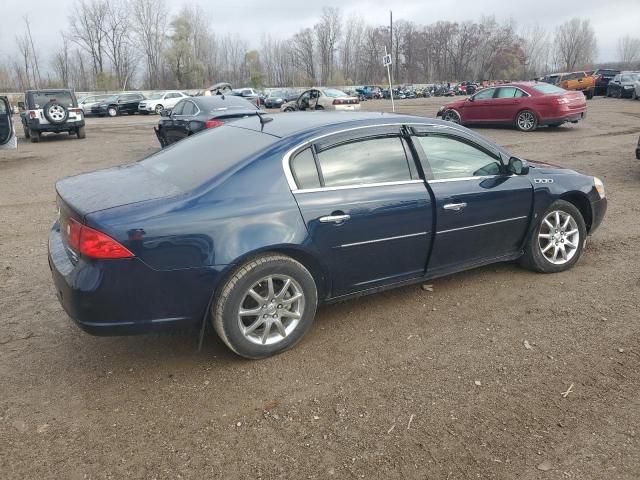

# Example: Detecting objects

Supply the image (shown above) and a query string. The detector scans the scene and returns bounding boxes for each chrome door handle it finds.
[443,202,467,211]
[319,214,351,223]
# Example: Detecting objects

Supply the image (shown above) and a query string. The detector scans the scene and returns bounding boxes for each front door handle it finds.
[443,202,467,211]
[319,214,351,224]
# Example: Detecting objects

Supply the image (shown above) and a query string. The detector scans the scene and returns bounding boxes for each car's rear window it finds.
[31,91,74,108]
[532,84,566,95]
[140,125,277,190]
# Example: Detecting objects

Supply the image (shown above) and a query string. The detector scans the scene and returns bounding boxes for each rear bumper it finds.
[539,111,586,126]
[334,104,361,111]
[48,223,222,336]
[26,119,85,132]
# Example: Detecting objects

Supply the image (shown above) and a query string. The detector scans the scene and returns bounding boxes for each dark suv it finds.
[591,69,620,96]
[91,93,145,117]
[20,89,86,143]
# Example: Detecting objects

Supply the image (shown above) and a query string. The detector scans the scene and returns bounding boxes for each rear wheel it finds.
[212,254,318,359]
[155,104,164,114]
[107,106,118,117]
[515,110,538,131]
[23,126,30,139]
[76,126,86,139]
[519,200,586,273]
[30,130,41,143]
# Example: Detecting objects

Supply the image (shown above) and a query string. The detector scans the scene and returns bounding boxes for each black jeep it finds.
[20,89,86,143]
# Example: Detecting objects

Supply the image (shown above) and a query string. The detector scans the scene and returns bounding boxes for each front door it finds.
[0,97,15,147]
[411,130,533,275]
[461,87,497,123]
[290,128,433,297]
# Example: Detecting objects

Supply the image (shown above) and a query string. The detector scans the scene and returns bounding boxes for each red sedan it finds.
[436,82,587,131]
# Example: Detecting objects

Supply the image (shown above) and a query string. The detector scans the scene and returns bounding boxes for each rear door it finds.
[491,87,528,122]
[0,97,16,148]
[411,128,533,276]
[290,126,434,297]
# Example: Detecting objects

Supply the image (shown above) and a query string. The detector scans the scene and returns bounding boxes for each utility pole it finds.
[389,10,393,89]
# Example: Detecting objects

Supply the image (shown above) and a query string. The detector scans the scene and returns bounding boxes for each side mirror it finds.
[507,157,529,175]
[467,96,474,102]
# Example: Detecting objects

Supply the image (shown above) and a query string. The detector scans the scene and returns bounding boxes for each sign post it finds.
[383,47,395,112]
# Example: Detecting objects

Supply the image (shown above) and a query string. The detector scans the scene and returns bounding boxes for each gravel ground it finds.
[1,97,639,479]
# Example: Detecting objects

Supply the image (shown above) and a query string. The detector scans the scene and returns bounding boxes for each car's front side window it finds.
[473,88,495,100]
[315,137,412,188]
[415,135,502,180]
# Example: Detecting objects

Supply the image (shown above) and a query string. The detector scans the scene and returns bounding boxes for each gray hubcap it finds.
[238,275,304,345]
[538,210,579,265]
[518,111,535,130]
[49,105,65,121]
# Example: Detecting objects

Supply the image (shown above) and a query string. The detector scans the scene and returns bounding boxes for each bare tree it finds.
[52,35,72,87]
[102,1,137,89]
[617,35,640,67]
[23,16,42,88]
[315,7,342,85]
[15,34,34,89]
[131,0,168,89]
[519,23,549,78]
[292,28,316,85]
[69,0,108,84]
[554,18,597,71]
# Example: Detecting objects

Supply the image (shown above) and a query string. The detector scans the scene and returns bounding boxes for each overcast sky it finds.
[1,0,638,67]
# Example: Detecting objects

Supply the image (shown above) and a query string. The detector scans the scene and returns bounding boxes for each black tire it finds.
[315,105,324,110]
[107,106,118,117]
[23,126,30,139]
[43,101,69,125]
[284,107,295,112]
[30,130,41,143]
[515,109,538,131]
[76,126,86,139]
[585,90,594,100]
[519,200,587,273]
[212,254,318,359]
[441,109,461,124]
[155,104,164,114]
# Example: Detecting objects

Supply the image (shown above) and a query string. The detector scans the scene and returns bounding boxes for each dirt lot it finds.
[1,97,639,479]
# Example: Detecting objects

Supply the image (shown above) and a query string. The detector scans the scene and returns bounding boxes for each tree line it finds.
[1,0,639,92]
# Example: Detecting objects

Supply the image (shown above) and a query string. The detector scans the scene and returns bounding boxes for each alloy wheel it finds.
[517,111,536,130]
[237,275,305,346]
[538,210,580,265]
[442,110,461,124]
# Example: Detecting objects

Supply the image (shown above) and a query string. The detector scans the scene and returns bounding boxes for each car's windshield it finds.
[532,84,566,95]
[31,91,74,108]
[140,124,277,190]
[147,92,165,100]
[621,74,637,82]
[323,89,349,98]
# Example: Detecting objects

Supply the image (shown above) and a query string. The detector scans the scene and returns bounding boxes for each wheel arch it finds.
[559,191,593,232]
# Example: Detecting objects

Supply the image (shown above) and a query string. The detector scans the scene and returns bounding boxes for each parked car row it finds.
[538,68,640,99]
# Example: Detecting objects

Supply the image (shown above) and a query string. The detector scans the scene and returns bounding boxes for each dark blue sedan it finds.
[48,112,607,359]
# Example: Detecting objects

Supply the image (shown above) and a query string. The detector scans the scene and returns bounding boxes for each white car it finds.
[138,91,190,114]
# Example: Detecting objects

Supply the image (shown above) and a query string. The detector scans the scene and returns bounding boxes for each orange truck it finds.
[557,71,596,99]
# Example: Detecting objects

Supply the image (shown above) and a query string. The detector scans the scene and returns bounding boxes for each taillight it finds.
[70,108,83,114]
[205,119,224,129]
[65,218,134,259]
[28,110,37,119]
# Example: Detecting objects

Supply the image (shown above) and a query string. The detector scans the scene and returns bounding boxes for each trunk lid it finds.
[55,163,182,219]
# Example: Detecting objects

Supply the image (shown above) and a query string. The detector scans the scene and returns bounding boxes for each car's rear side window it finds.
[141,125,276,190]
[315,137,412,188]
[291,148,321,189]
[532,84,566,95]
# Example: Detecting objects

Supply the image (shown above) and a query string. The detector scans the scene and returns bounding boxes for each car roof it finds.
[228,111,462,139]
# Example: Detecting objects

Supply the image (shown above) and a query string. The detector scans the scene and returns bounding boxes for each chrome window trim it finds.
[437,215,528,235]
[293,179,424,194]
[282,122,450,191]
[429,175,499,184]
[337,231,428,249]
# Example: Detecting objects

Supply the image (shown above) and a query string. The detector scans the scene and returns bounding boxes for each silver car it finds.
[78,95,112,116]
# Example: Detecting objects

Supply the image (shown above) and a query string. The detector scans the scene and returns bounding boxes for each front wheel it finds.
[515,110,538,131]
[107,106,118,117]
[155,104,164,114]
[441,109,461,124]
[519,200,587,273]
[212,254,318,359]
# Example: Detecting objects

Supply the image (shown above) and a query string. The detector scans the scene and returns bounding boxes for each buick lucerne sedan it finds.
[49,112,606,359]
[437,82,587,131]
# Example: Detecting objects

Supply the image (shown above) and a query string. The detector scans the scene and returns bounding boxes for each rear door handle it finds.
[319,214,351,224]
[443,202,467,211]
